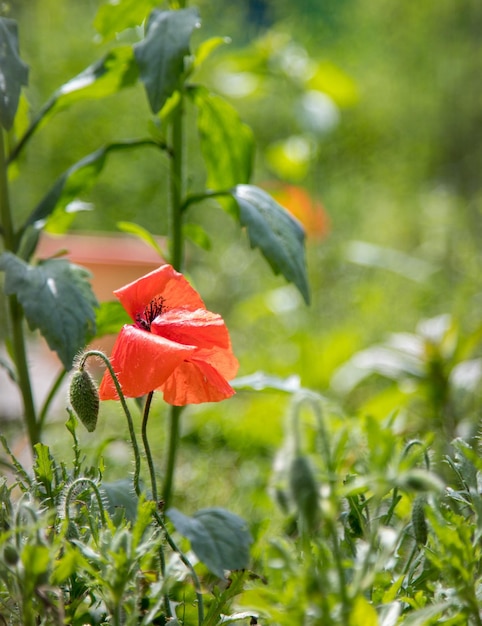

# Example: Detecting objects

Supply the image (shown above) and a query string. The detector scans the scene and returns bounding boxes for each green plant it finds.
[0,1,310,623]
[240,391,482,625]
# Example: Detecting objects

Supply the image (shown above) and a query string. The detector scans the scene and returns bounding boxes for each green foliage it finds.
[167,507,253,579]
[0,253,97,369]
[0,18,28,130]
[0,420,253,624]
[191,85,254,190]
[134,8,201,114]
[1,1,481,625]
[233,184,310,304]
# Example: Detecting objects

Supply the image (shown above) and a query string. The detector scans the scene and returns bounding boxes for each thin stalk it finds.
[162,405,183,509]
[38,368,67,430]
[329,518,350,626]
[163,82,186,507]
[154,510,204,626]
[181,189,232,213]
[0,129,39,448]
[169,94,185,272]
[80,350,141,496]
[141,392,158,502]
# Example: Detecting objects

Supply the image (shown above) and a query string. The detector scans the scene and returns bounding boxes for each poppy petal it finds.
[160,358,235,405]
[98,325,196,400]
[151,309,231,350]
[191,346,239,380]
[114,265,206,322]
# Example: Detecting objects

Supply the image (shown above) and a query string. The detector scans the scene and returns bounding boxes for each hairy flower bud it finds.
[289,455,320,532]
[412,496,428,546]
[69,368,99,432]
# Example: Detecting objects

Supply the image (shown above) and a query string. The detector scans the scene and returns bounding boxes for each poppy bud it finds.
[412,496,428,546]
[289,455,320,532]
[69,368,99,432]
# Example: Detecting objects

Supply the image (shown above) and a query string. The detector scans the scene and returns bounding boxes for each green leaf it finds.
[183,222,212,251]
[33,443,54,487]
[117,221,166,258]
[8,48,138,163]
[21,544,50,580]
[102,479,139,524]
[167,507,252,579]
[134,8,200,114]
[0,253,98,369]
[24,140,158,234]
[0,18,29,130]
[191,86,254,191]
[94,0,161,43]
[232,184,310,304]
[95,300,132,339]
[50,46,138,115]
[348,596,379,626]
[193,36,231,71]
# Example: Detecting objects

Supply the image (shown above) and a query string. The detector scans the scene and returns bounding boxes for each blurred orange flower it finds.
[270,184,329,240]
[99,265,238,405]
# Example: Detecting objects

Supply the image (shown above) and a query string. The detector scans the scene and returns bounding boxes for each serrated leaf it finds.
[232,184,310,304]
[167,507,252,579]
[33,443,54,486]
[0,18,29,130]
[24,140,157,234]
[134,8,200,114]
[94,300,131,339]
[0,253,98,369]
[191,86,254,191]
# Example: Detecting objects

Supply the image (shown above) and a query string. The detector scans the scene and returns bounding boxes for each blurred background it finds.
[2,0,482,512]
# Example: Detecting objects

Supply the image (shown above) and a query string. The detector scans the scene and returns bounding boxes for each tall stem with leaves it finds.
[0,129,39,449]
[163,92,186,509]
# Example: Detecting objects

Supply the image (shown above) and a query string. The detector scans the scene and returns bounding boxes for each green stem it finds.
[0,129,39,449]
[163,80,187,508]
[181,189,232,213]
[142,392,158,502]
[162,405,183,509]
[154,510,204,625]
[38,368,67,431]
[329,519,350,626]
[63,477,107,526]
[169,94,185,272]
[79,350,141,496]
[0,130,15,250]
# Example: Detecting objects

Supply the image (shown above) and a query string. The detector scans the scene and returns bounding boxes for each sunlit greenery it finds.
[1,0,482,624]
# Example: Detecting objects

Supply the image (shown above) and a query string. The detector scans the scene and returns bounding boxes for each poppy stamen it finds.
[136,296,165,331]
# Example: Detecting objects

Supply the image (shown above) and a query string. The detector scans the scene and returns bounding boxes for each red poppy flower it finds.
[99,265,238,405]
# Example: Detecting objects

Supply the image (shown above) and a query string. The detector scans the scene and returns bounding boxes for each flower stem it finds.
[169,93,185,272]
[162,405,183,509]
[79,350,141,496]
[142,392,158,502]
[153,509,204,625]
[0,129,39,449]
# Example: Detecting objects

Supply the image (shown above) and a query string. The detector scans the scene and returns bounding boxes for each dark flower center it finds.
[136,296,165,331]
